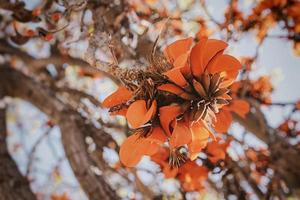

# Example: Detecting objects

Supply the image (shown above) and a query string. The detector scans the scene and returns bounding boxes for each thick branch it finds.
[0,66,120,200]
[0,39,119,83]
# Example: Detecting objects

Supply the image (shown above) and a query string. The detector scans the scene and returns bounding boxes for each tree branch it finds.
[232,99,300,191]
[0,66,120,200]
[0,104,37,200]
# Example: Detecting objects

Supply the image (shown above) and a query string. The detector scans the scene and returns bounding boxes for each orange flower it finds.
[151,148,209,189]
[120,127,167,167]
[103,84,158,129]
[188,122,212,160]
[206,138,231,164]
[214,99,250,133]
[159,106,213,161]
[159,37,241,155]
[103,86,133,115]
[103,37,241,168]
[151,147,179,178]
[214,109,232,133]
[159,37,241,124]
[126,100,157,129]
[178,161,208,192]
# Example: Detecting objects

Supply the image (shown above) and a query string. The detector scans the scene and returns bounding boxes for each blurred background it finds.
[1,0,300,199]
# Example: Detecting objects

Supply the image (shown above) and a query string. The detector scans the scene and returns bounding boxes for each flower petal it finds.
[207,54,241,76]
[188,123,210,159]
[151,147,169,165]
[147,126,168,144]
[173,52,189,69]
[219,78,235,88]
[126,100,157,128]
[142,141,160,156]
[190,37,208,78]
[159,105,183,136]
[119,134,143,167]
[169,122,192,149]
[120,133,161,167]
[158,84,194,100]
[214,109,232,133]
[229,99,250,118]
[164,37,193,63]
[103,86,132,108]
[164,68,188,88]
[206,139,229,164]
[202,39,228,69]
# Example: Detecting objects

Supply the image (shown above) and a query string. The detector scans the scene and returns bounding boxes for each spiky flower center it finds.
[169,147,188,168]
[189,73,230,122]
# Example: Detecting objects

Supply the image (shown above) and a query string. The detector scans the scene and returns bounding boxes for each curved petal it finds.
[169,122,192,149]
[219,78,235,88]
[103,86,133,108]
[173,52,189,69]
[158,84,194,100]
[188,123,210,159]
[151,147,169,165]
[207,54,241,75]
[142,141,160,156]
[205,51,222,73]
[190,37,208,78]
[214,109,232,133]
[159,105,183,136]
[202,39,228,69]
[126,100,157,128]
[147,126,168,144]
[229,99,250,118]
[164,68,188,88]
[225,69,240,80]
[164,37,193,63]
[119,134,143,167]
[140,128,165,156]
[119,133,161,167]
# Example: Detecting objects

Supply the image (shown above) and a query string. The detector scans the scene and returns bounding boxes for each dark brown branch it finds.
[0,66,120,200]
[0,105,37,200]
[0,39,120,84]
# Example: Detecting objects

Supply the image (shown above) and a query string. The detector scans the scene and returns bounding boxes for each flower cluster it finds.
[150,137,231,191]
[103,37,241,169]
[244,0,300,54]
[230,77,273,105]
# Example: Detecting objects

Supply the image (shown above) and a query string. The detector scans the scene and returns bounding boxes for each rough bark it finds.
[0,106,37,200]
[0,66,120,200]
